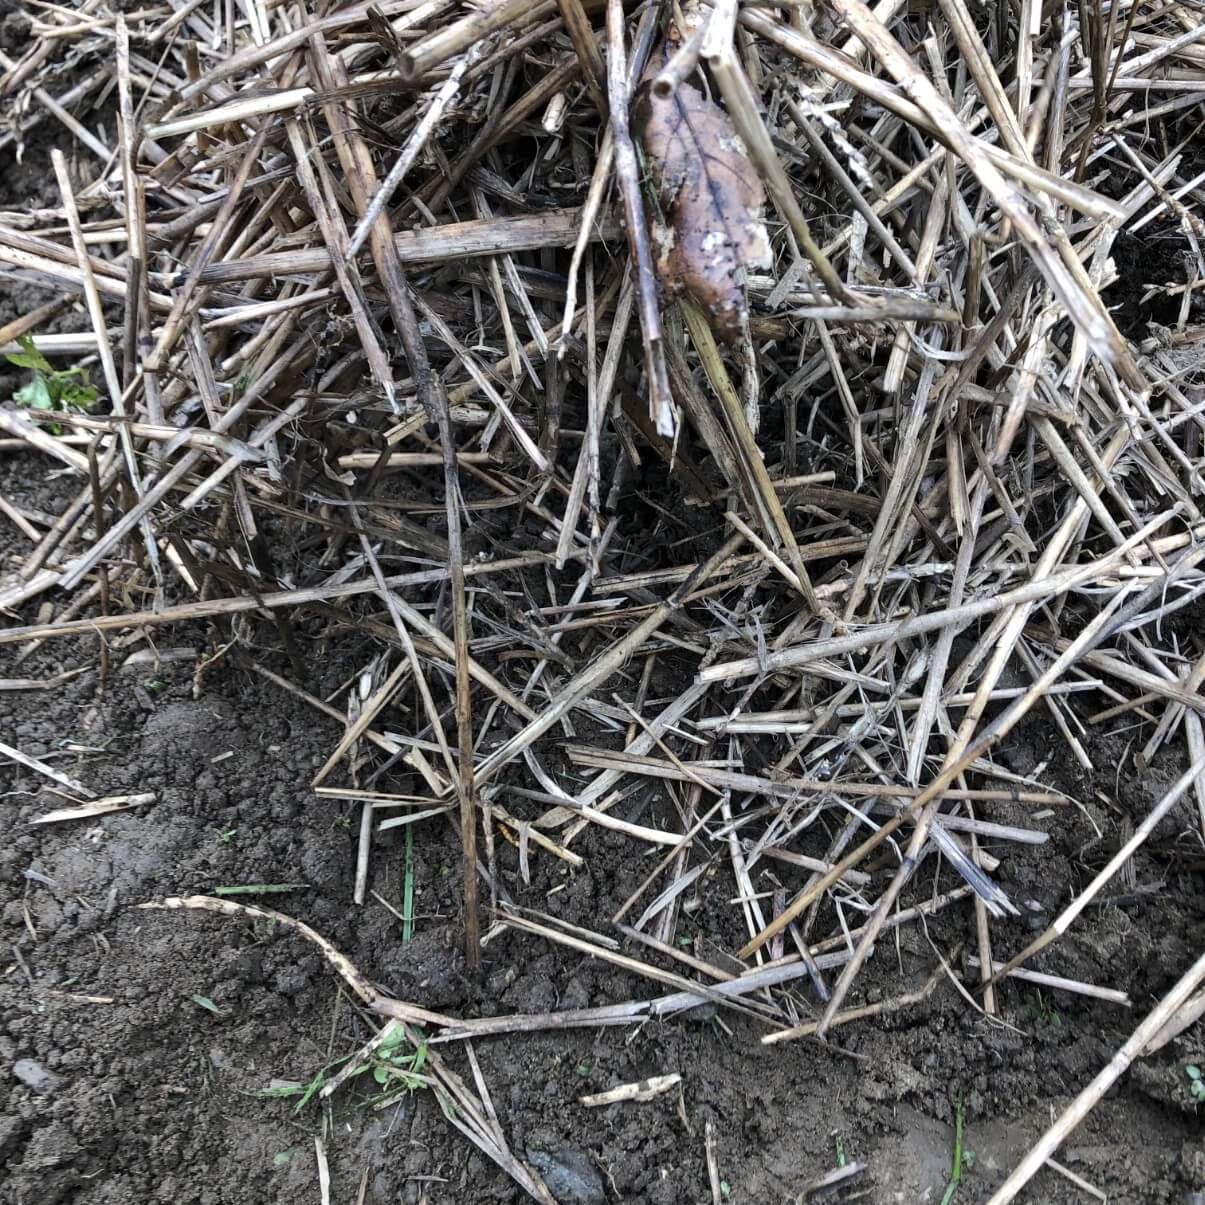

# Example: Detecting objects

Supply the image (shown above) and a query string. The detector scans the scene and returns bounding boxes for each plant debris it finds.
[2,0,1205,1197]
[634,76,770,344]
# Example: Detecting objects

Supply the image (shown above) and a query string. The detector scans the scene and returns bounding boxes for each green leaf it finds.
[1186,1065,1202,1081]
[61,380,98,412]
[5,335,51,372]
[15,375,53,410]
[214,883,307,895]
[379,1027,406,1055]
[292,1070,325,1113]
[272,1151,291,1167]
[191,993,224,1016]
[372,1064,389,1085]
[402,822,415,943]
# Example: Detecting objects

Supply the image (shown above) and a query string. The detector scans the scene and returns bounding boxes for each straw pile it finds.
[2,0,1204,1196]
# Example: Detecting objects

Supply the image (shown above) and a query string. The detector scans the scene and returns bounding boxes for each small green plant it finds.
[1023,989,1062,1027]
[272,1151,292,1167]
[216,826,237,844]
[5,335,98,416]
[254,1063,341,1113]
[265,1029,429,1117]
[363,1029,427,1093]
[833,1133,846,1168]
[291,1066,329,1113]
[191,993,225,1017]
[939,1097,965,1205]
[213,883,306,896]
[1186,1065,1205,1103]
[402,823,415,943]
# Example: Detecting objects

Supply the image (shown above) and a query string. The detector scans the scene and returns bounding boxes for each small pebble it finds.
[12,1059,59,1094]
[525,1145,605,1205]
[1021,899,1048,931]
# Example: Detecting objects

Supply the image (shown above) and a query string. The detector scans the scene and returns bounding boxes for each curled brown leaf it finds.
[633,77,770,344]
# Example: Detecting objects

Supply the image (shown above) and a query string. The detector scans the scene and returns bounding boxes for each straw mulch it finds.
[2,0,1204,1197]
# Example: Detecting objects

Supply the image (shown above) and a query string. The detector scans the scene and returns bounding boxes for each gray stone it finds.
[12,1059,59,1094]
[525,1145,605,1205]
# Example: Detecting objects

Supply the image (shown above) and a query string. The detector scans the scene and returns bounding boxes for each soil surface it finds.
[0,446,1202,1205]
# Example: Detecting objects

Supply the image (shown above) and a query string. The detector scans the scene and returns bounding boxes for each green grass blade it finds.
[402,825,415,943]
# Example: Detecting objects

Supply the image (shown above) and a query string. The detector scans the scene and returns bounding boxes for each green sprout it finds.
[402,823,416,943]
[1186,1065,1205,1103]
[6,335,98,419]
[265,1029,429,1117]
[213,883,306,896]
[1023,989,1062,1027]
[939,1096,965,1205]
[361,1029,427,1093]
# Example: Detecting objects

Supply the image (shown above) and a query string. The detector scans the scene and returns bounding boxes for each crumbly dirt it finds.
[0,440,1202,1205]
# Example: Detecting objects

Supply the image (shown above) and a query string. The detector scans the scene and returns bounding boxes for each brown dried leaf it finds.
[366,5,407,73]
[633,79,771,344]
